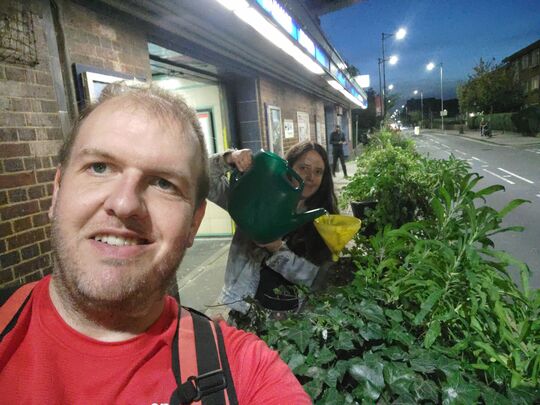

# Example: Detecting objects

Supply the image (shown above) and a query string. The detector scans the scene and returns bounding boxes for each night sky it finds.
[320,0,540,112]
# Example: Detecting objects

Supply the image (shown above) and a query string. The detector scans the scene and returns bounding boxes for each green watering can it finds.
[228,150,327,244]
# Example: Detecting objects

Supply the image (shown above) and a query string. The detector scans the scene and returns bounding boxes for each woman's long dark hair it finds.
[285,141,339,265]
[286,141,339,214]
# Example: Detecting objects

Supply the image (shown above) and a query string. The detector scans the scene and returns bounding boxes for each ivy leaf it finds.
[317,345,336,365]
[381,346,408,361]
[507,386,540,405]
[387,324,415,346]
[288,327,312,353]
[358,299,388,325]
[412,378,439,402]
[410,350,438,374]
[324,368,342,388]
[288,353,305,372]
[336,330,356,351]
[481,385,512,405]
[303,378,323,400]
[441,378,481,405]
[319,387,346,404]
[349,358,385,401]
[358,321,383,341]
[383,362,416,397]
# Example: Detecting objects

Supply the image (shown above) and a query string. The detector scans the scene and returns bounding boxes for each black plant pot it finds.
[350,200,378,236]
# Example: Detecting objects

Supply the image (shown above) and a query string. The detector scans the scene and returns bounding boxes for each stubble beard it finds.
[49,213,186,322]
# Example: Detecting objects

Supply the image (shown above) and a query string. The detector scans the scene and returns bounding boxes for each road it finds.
[410,129,540,290]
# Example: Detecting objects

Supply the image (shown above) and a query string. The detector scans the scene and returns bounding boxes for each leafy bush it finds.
[512,106,540,136]
[255,136,539,403]
[341,131,468,232]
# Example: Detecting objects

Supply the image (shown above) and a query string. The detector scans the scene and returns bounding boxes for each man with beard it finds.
[0,82,310,404]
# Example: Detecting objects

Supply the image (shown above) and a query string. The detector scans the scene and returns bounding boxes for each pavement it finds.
[423,128,540,147]
[176,159,358,317]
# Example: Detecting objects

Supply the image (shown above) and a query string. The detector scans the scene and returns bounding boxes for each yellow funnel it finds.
[314,214,361,261]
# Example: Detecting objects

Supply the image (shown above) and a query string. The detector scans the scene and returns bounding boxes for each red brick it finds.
[36,168,56,183]
[0,268,14,284]
[5,66,28,82]
[0,240,6,254]
[21,244,40,260]
[0,200,40,220]
[40,198,52,211]
[0,221,12,236]
[39,239,51,254]
[0,251,21,268]
[0,128,18,142]
[0,172,35,189]
[7,228,45,250]
[14,255,50,276]
[4,158,25,172]
[8,188,28,203]
[0,190,7,205]
[32,212,49,227]
[0,143,31,158]
[23,269,46,283]
[0,112,26,126]
[14,216,32,232]
[18,128,36,141]
[28,185,44,199]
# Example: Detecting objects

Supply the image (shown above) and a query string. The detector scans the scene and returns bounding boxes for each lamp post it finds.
[414,89,423,128]
[427,62,444,131]
[380,28,406,120]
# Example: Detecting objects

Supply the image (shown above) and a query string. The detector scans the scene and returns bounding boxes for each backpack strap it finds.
[170,307,238,405]
[0,282,38,342]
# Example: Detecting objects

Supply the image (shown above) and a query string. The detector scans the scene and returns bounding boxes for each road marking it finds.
[482,164,489,168]
[454,149,467,155]
[483,169,515,184]
[472,156,487,164]
[440,143,449,148]
[431,145,441,150]
[497,168,534,184]
[537,194,540,198]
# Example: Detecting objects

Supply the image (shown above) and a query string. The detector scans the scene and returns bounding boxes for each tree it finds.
[457,58,523,114]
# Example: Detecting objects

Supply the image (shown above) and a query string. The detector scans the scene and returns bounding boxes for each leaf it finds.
[317,345,336,365]
[288,327,312,353]
[385,309,403,322]
[412,378,439,403]
[423,319,441,348]
[358,299,388,325]
[383,362,416,396]
[441,380,481,405]
[410,351,438,374]
[498,198,529,219]
[349,358,385,401]
[319,387,346,404]
[358,322,383,341]
[303,378,323,400]
[324,368,342,389]
[507,385,540,405]
[336,331,356,351]
[474,184,505,199]
[413,289,444,325]
[288,353,305,372]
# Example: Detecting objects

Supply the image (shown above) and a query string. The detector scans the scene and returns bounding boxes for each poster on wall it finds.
[297,111,310,142]
[196,109,216,154]
[283,119,295,138]
[316,121,323,144]
[267,105,283,156]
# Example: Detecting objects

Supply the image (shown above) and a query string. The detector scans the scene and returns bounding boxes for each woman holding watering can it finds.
[208,141,338,325]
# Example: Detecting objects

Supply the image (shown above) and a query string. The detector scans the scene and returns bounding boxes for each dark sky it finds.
[320,0,540,110]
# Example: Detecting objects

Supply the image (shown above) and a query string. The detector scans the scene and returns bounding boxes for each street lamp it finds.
[388,84,394,90]
[380,28,406,119]
[414,89,424,128]
[427,62,444,131]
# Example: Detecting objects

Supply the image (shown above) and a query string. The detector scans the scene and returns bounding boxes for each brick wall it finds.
[258,76,327,155]
[0,0,150,287]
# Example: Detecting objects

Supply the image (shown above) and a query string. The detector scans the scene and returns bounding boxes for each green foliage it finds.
[467,113,518,132]
[256,135,539,403]
[457,58,523,114]
[512,106,540,135]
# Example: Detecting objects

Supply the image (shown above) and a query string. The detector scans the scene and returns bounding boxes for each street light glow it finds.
[395,28,407,40]
[389,55,399,65]
[426,62,435,71]
[388,84,394,90]
[414,90,418,95]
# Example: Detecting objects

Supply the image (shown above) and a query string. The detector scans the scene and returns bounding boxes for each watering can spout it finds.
[288,208,327,231]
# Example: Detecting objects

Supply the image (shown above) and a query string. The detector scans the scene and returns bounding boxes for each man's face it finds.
[49,99,206,308]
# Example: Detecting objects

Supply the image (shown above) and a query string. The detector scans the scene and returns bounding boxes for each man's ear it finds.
[48,166,62,220]
[186,200,206,248]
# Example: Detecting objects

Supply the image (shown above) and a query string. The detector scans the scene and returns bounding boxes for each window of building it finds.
[532,49,539,67]
[531,76,539,91]
[522,54,529,69]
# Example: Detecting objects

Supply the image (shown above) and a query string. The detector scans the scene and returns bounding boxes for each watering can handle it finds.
[285,166,304,191]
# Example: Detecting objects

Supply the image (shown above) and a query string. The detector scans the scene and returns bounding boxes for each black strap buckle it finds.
[188,369,227,401]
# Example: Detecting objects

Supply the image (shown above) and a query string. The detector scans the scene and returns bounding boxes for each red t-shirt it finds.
[0,276,311,404]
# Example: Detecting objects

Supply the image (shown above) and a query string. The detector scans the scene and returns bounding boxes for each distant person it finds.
[208,141,339,324]
[0,82,311,404]
[329,125,348,178]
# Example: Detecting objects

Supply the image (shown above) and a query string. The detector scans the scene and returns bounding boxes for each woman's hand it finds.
[256,239,283,253]
[225,149,253,172]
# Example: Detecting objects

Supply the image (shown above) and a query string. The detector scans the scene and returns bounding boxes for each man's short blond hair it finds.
[58,81,209,206]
